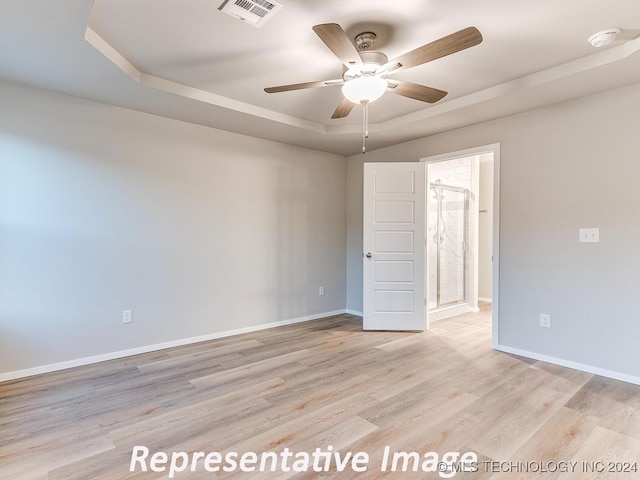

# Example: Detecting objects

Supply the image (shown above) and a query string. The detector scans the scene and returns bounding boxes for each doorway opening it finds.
[421,144,499,341]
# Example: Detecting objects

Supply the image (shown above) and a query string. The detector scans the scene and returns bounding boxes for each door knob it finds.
[365,252,373,258]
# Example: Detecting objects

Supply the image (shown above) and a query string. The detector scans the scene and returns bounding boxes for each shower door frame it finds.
[430,182,470,311]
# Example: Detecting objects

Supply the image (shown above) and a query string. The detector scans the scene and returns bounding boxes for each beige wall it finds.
[347,82,640,380]
[0,80,347,376]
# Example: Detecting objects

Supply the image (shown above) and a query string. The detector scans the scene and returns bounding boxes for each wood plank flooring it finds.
[2,304,640,479]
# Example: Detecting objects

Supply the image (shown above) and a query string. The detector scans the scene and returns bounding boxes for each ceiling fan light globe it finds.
[342,76,387,104]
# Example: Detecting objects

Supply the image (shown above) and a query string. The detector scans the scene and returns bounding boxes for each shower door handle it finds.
[365,252,373,259]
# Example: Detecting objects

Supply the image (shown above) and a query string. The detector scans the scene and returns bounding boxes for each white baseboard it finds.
[6,313,638,388]
[0,309,347,383]
[478,297,493,303]
[495,343,640,386]
[429,304,471,322]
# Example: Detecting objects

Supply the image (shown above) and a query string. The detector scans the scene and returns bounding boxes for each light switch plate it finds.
[579,228,599,243]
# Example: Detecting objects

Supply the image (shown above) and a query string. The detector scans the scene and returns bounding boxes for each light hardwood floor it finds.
[2,304,640,479]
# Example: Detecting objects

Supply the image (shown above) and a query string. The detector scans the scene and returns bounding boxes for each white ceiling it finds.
[1,0,640,155]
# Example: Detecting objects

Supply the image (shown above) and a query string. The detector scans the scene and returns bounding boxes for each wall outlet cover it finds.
[539,313,551,328]
[579,228,599,243]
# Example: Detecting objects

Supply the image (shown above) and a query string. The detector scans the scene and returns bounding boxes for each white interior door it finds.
[363,162,426,331]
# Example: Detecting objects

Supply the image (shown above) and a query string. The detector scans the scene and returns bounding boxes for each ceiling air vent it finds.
[218,0,283,28]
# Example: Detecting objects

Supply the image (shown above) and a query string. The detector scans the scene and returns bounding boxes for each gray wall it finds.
[0,80,347,375]
[347,82,640,379]
[4,75,640,381]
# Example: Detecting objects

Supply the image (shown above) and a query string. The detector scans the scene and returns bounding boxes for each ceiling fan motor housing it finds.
[344,51,389,80]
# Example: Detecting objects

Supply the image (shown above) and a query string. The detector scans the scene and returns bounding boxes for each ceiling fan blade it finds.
[387,80,447,103]
[264,79,343,94]
[331,98,355,119]
[378,26,482,74]
[312,23,363,68]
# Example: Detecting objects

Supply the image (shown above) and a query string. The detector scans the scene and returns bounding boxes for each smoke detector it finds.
[588,28,620,48]
[218,0,283,28]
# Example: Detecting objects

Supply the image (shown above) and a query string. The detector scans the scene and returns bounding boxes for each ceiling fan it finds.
[265,23,483,119]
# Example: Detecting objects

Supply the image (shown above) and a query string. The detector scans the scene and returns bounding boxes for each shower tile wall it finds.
[428,158,472,310]
[429,157,472,189]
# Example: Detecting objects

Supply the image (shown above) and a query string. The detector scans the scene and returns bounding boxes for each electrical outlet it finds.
[122,309,132,324]
[579,228,599,243]
[539,313,551,328]
[318,286,325,296]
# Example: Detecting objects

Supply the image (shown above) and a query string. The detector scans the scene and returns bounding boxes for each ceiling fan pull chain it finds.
[362,102,367,154]
[365,101,369,138]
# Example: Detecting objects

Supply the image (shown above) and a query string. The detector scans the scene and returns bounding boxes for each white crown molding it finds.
[84,26,327,134]
[85,23,640,137]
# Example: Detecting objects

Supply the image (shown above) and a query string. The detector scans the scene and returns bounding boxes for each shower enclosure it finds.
[428,182,470,312]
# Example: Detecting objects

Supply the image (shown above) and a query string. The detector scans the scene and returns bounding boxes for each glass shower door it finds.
[429,184,469,311]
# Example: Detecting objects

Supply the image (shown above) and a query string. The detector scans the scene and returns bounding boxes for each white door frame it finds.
[420,143,500,349]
